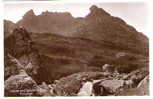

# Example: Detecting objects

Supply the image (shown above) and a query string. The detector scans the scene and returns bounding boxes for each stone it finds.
[137,75,149,88]
[5,27,49,83]
[100,80,124,94]
[5,71,38,96]
[93,81,104,96]
[4,54,24,80]
[102,64,116,73]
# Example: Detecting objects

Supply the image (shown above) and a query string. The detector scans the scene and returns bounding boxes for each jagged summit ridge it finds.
[86,5,110,18]
[23,9,36,18]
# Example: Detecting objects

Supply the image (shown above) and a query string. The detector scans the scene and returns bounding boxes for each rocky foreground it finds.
[4,5,149,96]
[4,52,149,96]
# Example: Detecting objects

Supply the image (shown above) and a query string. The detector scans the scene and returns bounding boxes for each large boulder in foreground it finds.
[100,80,124,94]
[52,72,105,96]
[116,76,149,96]
[5,70,38,96]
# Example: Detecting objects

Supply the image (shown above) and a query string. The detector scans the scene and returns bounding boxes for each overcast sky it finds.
[4,2,149,36]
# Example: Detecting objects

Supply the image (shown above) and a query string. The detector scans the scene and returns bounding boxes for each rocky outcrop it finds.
[99,80,124,94]
[4,54,52,97]
[5,71,38,96]
[17,9,74,35]
[4,20,16,38]
[4,54,24,80]
[86,5,110,18]
[116,75,149,96]
[4,55,38,96]
[4,27,48,83]
[137,75,149,88]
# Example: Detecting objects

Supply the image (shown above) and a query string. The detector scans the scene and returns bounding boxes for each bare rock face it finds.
[4,55,38,96]
[17,9,74,34]
[4,27,48,83]
[4,54,24,80]
[15,5,148,55]
[86,5,110,18]
[123,67,149,86]
[4,20,16,38]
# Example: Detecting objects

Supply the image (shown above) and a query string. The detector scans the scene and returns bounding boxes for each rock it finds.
[13,5,148,56]
[37,82,51,96]
[4,54,24,80]
[5,70,38,96]
[137,75,149,88]
[117,79,149,96]
[86,5,110,18]
[100,80,124,94]
[124,80,134,88]
[4,27,48,83]
[52,72,104,96]
[93,81,104,96]
[4,5,148,83]
[123,67,149,86]
[102,64,116,73]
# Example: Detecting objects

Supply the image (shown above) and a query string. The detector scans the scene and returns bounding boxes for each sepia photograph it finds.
[4,1,149,96]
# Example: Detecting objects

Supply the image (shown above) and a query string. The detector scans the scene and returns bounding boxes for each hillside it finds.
[4,5,149,96]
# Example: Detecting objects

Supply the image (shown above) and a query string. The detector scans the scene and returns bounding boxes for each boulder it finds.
[52,72,104,96]
[102,64,116,73]
[5,70,38,96]
[100,80,124,94]
[117,78,149,96]
[37,82,51,96]
[137,75,149,88]
[4,54,24,80]
[93,81,104,96]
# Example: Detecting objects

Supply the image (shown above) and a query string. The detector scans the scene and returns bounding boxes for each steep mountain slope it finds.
[30,32,148,81]
[4,5,149,84]
[16,5,148,55]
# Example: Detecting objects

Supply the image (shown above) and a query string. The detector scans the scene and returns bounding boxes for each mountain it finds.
[4,5,149,84]
[15,5,148,56]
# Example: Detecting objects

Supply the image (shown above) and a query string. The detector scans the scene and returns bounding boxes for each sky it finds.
[4,2,149,36]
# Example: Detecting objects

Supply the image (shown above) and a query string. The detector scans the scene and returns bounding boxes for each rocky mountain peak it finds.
[23,9,36,19]
[86,5,110,18]
[41,11,73,18]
